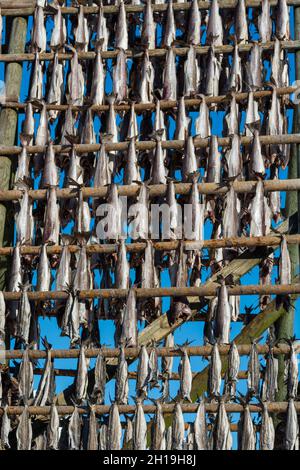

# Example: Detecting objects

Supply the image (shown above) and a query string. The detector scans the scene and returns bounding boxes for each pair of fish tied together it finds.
[0,0,298,452]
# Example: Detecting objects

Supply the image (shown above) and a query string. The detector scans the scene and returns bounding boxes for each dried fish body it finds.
[35,105,49,177]
[47,53,64,121]
[279,236,291,285]
[151,402,166,450]
[73,246,92,325]
[162,48,177,101]
[67,47,85,106]
[163,0,176,47]
[115,1,128,50]
[166,182,182,240]
[74,190,91,235]
[22,103,34,145]
[68,407,82,450]
[284,399,299,450]
[126,103,139,141]
[246,44,262,91]
[224,342,240,397]
[7,246,22,331]
[47,404,60,450]
[183,46,201,98]
[115,346,129,405]
[174,97,190,140]
[182,136,197,182]
[187,0,201,45]
[16,189,34,245]
[1,406,11,449]
[227,45,242,93]
[261,349,278,402]
[238,405,256,450]
[195,97,211,138]
[204,47,222,97]
[276,0,290,40]
[93,351,106,404]
[247,342,260,396]
[225,95,239,136]
[30,53,43,101]
[80,109,96,146]
[43,187,60,245]
[151,133,167,184]
[154,100,167,140]
[138,51,155,103]
[149,345,159,389]
[285,342,298,399]
[194,401,207,450]
[120,289,138,348]
[222,185,241,238]
[16,287,32,346]
[97,3,109,51]
[99,423,108,450]
[113,49,128,103]
[16,406,32,450]
[87,407,98,450]
[56,242,71,294]
[75,346,89,403]
[208,344,222,397]
[115,240,130,290]
[137,345,151,398]
[99,183,123,241]
[61,290,80,346]
[266,89,285,163]
[250,129,265,178]
[32,6,47,52]
[50,3,66,49]
[206,136,221,185]
[34,346,55,406]
[133,401,147,450]
[61,106,76,146]
[225,134,242,179]
[75,5,89,51]
[258,0,272,42]
[250,180,272,237]
[91,48,105,106]
[18,349,33,404]
[171,403,185,450]
[162,333,174,376]
[214,401,233,450]
[271,38,287,88]
[0,291,5,345]
[105,96,119,154]
[184,179,205,243]
[41,142,59,188]
[166,425,172,450]
[128,183,149,240]
[179,348,192,402]
[124,138,141,185]
[37,244,51,292]
[215,280,231,344]
[245,91,260,134]
[142,0,156,49]
[235,0,248,43]
[94,143,113,188]
[206,0,223,46]
[259,402,275,450]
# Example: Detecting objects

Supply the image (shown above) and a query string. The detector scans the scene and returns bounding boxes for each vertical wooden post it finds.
[0,17,27,291]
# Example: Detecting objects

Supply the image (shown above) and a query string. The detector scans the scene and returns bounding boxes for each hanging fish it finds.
[171,403,185,450]
[37,244,51,292]
[91,46,105,106]
[247,341,260,397]
[96,2,109,51]
[245,91,260,135]
[194,400,207,450]
[7,246,23,334]
[15,188,34,245]
[187,0,201,45]
[47,403,60,450]
[224,342,240,397]
[74,345,89,403]
[73,188,91,236]
[22,103,34,145]
[43,187,60,245]
[16,406,32,450]
[138,51,155,104]
[61,106,76,146]
[113,49,128,103]
[276,0,290,40]
[151,401,166,450]
[0,405,11,449]
[246,44,262,91]
[284,399,299,450]
[238,404,256,450]
[277,236,291,310]
[67,45,85,106]
[208,343,222,397]
[261,347,278,402]
[250,129,265,178]
[204,47,222,97]
[206,0,223,46]
[235,0,248,43]
[124,138,141,185]
[224,95,239,136]
[163,0,176,47]
[222,185,241,239]
[141,0,156,49]
[93,350,106,405]
[123,416,133,449]
[18,348,33,405]
[149,343,159,389]
[128,183,149,240]
[258,0,272,42]
[114,240,130,292]
[174,97,190,140]
[97,183,122,241]
[115,1,128,50]
[29,53,43,100]
[139,240,161,320]
[74,5,89,51]
[165,425,172,450]
[73,244,92,325]
[115,345,129,405]
[35,102,49,176]
[179,347,192,402]
[68,406,82,450]
[162,48,177,101]
[165,181,182,241]
[34,339,55,406]
[61,288,81,346]
[195,95,211,138]
[87,407,98,450]
[133,400,147,450]
[94,141,113,189]
[213,400,233,450]
[120,289,137,348]
[41,141,59,188]
[55,236,72,294]
[227,45,242,93]
[136,345,151,398]
[0,291,5,349]
[150,132,167,184]
[47,52,64,121]
[259,402,275,450]
[50,2,66,50]
[182,136,197,182]
[32,6,47,52]
[16,285,32,346]
[250,180,272,237]
[285,341,298,399]
[225,134,242,180]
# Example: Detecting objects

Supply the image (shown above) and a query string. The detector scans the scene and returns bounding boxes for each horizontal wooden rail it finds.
[0,402,298,416]
[0,40,299,63]
[1,343,294,359]
[1,234,300,257]
[2,86,296,113]
[0,133,299,157]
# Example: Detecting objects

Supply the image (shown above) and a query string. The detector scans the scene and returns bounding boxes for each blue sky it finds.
[3,2,299,448]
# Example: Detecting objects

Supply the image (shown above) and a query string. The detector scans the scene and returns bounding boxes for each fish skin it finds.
[276,0,290,40]
[224,342,240,397]
[41,141,59,189]
[56,239,72,293]
[271,38,287,89]
[225,133,242,180]
[47,53,64,121]
[246,44,262,91]
[235,0,248,43]
[247,341,260,397]
[98,183,123,241]
[67,46,85,106]
[227,45,242,92]
[68,407,82,450]
[206,135,221,184]
[16,286,32,346]
[238,404,256,450]
[151,401,166,450]
[22,103,35,145]
[184,178,205,243]
[162,48,177,101]
[43,187,60,245]
[187,0,201,45]
[140,240,161,319]
[99,423,108,450]
[149,345,160,389]
[74,189,91,235]
[87,407,98,450]
[138,51,155,103]
[208,343,222,397]
[151,133,167,184]
[37,244,51,292]
[105,96,119,154]
[80,108,96,146]
[204,47,222,97]
[206,0,223,46]
[61,289,81,346]
[215,279,231,344]
[142,0,156,49]
[29,53,43,101]
[115,240,130,290]
[179,347,193,402]
[182,136,197,182]
[285,342,298,399]
[195,96,211,138]
[120,289,138,348]
[108,403,122,450]
[171,403,185,450]
[94,142,113,189]
[259,402,275,450]
[115,345,129,405]
[96,2,109,51]
[258,0,272,42]
[35,103,49,178]
[261,348,278,402]
[1,405,11,449]
[47,404,60,450]
[194,401,207,450]
[284,399,299,450]
[166,182,182,240]
[222,185,240,239]
[137,345,151,398]
[73,245,92,325]
[225,95,239,136]
[115,1,128,50]
[75,5,89,52]
[34,347,55,406]
[18,349,33,405]
[50,3,66,50]
[266,88,285,164]
[125,103,139,140]
[91,48,105,106]
[93,350,106,404]
[174,97,190,140]
[61,106,76,146]
[32,6,47,52]
[250,180,272,237]
[124,138,141,185]
[245,91,260,134]
[133,401,147,450]
[75,345,89,403]
[7,245,23,333]
[163,0,176,47]
[128,183,149,240]
[214,400,233,450]
[279,236,291,285]
[162,333,174,376]
[16,405,32,450]
[16,189,34,245]
[250,129,265,178]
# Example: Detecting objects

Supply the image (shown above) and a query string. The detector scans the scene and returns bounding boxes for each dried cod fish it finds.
[43,187,60,245]
[47,52,64,121]
[75,5,89,51]
[32,6,47,52]
[162,48,177,101]
[47,404,60,450]
[68,406,82,450]
[260,402,275,450]
[136,345,151,398]
[115,345,129,405]
[276,0,290,40]
[247,341,260,397]
[133,400,147,450]
[284,398,299,450]
[120,289,137,348]
[142,0,156,49]
[163,0,176,47]
[206,0,223,46]
[138,51,155,103]
[250,180,272,237]
[258,0,272,42]
[67,45,85,106]
[213,400,233,450]
[115,1,128,50]
[238,404,256,450]
[37,244,51,292]
[16,285,32,346]
[16,405,32,450]
[171,403,185,450]
[50,2,66,50]
[208,343,222,397]
[151,401,166,450]
[113,49,128,103]
[285,341,298,399]
[179,347,192,402]
[235,0,248,43]
[16,189,34,245]
[29,53,43,101]
[224,342,240,397]
[87,407,98,450]
[93,350,106,405]
[75,345,89,403]
[91,46,105,106]
[34,340,55,406]
[194,400,207,450]
[187,0,201,45]
[1,405,11,449]
[261,347,278,402]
